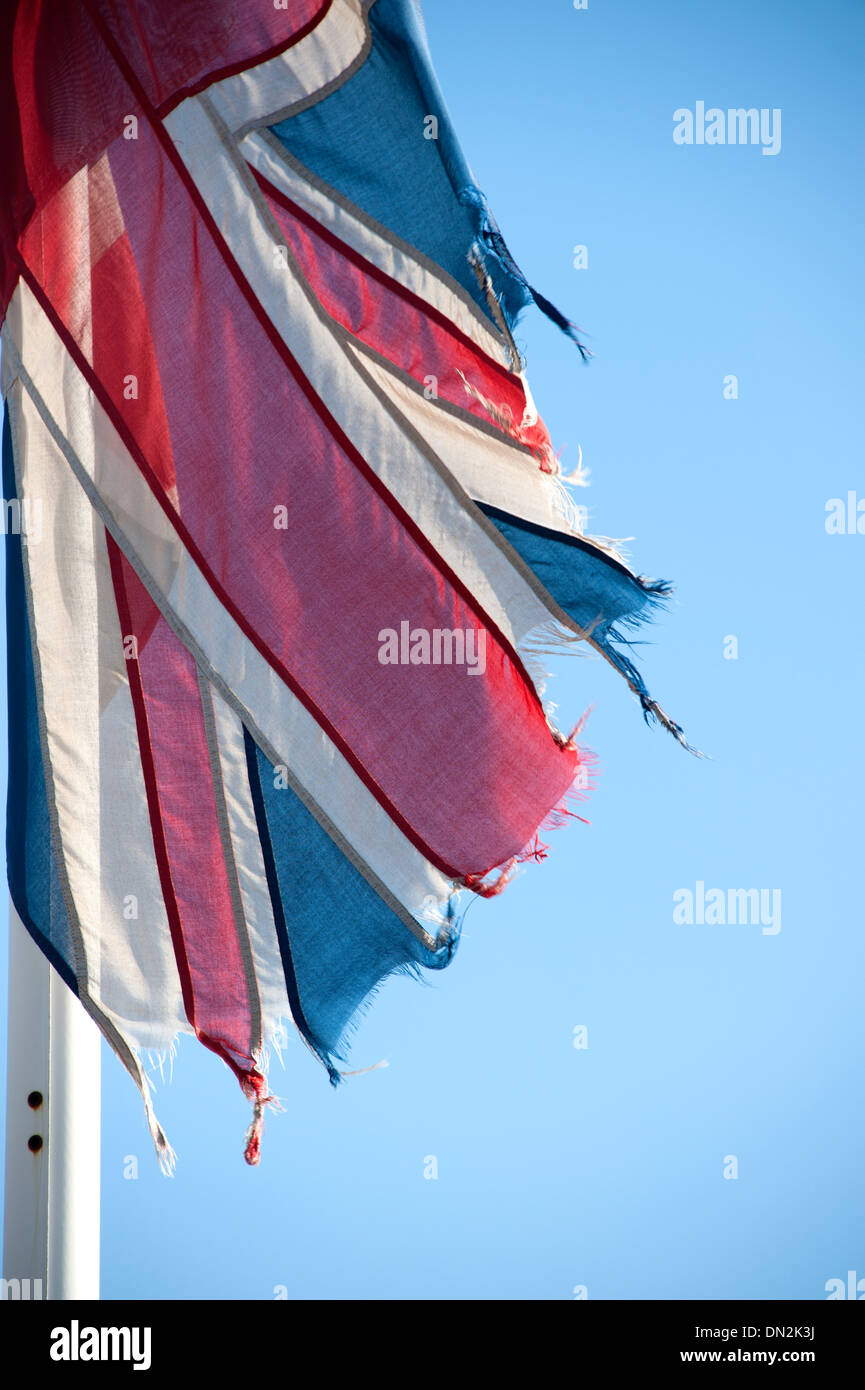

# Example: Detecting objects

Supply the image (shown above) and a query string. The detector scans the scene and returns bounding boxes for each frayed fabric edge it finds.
[460,191,592,361]
[241,1065,286,1167]
[585,577,704,756]
[137,1065,176,1177]
[300,892,465,1086]
[133,1025,293,1170]
[515,579,699,756]
[460,714,597,899]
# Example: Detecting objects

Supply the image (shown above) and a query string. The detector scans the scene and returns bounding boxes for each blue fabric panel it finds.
[478,502,661,631]
[243,728,458,1073]
[3,404,79,992]
[269,0,532,327]
[478,501,676,720]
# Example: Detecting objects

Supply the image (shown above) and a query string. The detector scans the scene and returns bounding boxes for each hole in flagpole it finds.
[28,1134,43,1153]
[27,1090,43,1109]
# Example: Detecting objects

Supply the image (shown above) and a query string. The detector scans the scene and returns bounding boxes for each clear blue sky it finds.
[2,0,863,1299]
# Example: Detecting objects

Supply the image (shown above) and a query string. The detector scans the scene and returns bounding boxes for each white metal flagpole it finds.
[2,901,101,1300]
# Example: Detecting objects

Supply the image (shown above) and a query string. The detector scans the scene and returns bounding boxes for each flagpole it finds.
[3,902,101,1300]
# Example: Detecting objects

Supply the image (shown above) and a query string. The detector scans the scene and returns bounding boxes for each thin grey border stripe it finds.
[197,668,266,1061]
[4,337,444,955]
[251,126,508,355]
[235,0,379,139]
[6,382,174,1105]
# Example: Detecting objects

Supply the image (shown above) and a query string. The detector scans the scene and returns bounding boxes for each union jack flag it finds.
[0,0,684,1166]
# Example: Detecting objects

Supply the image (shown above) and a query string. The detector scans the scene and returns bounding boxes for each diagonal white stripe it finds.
[345,338,585,539]
[207,0,374,137]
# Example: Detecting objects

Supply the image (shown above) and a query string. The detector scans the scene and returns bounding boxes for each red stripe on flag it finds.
[108,537,263,1097]
[251,166,556,464]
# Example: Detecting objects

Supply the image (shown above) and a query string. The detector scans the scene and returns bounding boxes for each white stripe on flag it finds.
[4,377,188,1053]
[345,338,586,540]
[207,0,371,138]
